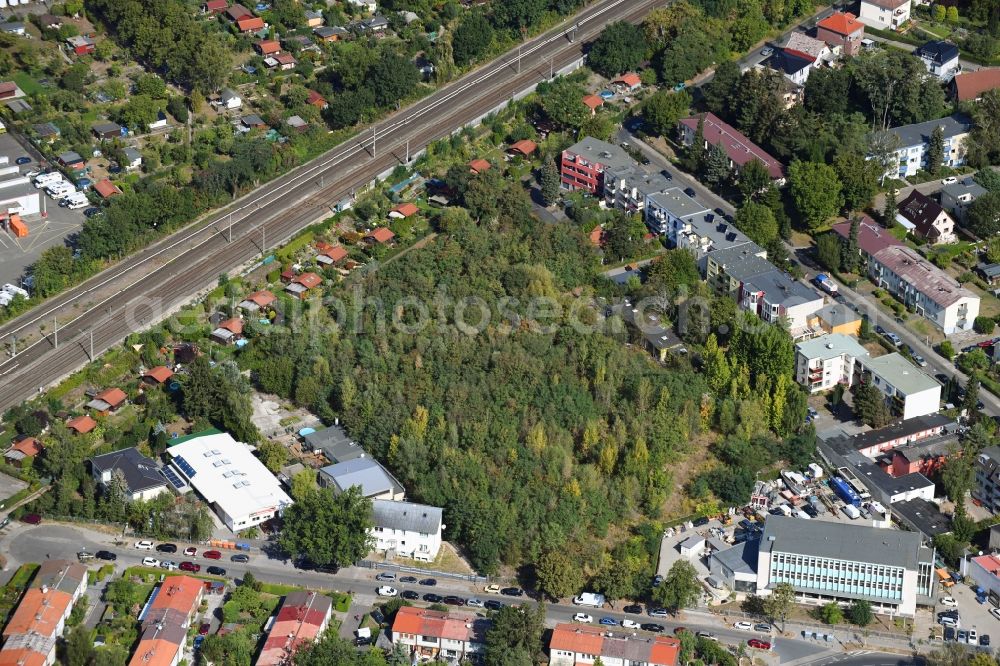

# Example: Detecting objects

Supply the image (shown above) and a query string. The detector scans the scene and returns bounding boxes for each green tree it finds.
[729,313,795,380]
[853,381,892,427]
[947,6,960,22]
[65,625,94,666]
[484,604,546,666]
[738,159,771,203]
[452,12,493,66]
[540,77,589,129]
[927,126,945,176]
[604,211,648,261]
[642,89,691,137]
[963,377,982,419]
[535,550,583,600]
[764,582,795,630]
[940,339,955,360]
[257,440,289,473]
[968,191,1000,237]
[847,599,874,627]
[279,486,374,567]
[490,0,547,32]
[819,601,843,624]
[975,316,997,334]
[841,217,861,274]
[703,59,740,116]
[788,161,844,229]
[934,4,946,20]
[587,21,648,77]
[540,159,560,206]
[883,186,898,226]
[201,629,255,666]
[653,560,700,612]
[368,53,419,108]
[835,151,879,213]
[702,143,731,186]
[735,202,778,246]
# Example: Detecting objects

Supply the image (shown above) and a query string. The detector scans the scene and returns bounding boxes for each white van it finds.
[572,592,607,608]
[47,184,76,199]
[65,193,88,209]
[2,284,28,299]
[34,172,62,187]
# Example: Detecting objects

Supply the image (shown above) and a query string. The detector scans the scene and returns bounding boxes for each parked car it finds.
[199,622,211,636]
[375,572,396,582]
[673,627,687,635]
[640,623,664,632]
[692,516,710,527]
[419,578,438,586]
[599,617,617,626]
[484,584,501,594]
[402,590,419,600]
[135,540,155,550]
[684,187,697,198]
[423,593,443,603]
[623,604,643,614]
[231,553,249,563]
[202,550,222,560]
[696,631,717,641]
[968,629,978,645]
[500,587,523,596]
[945,627,956,641]
[573,613,594,623]
[443,596,466,606]
[942,176,958,185]
[647,608,669,618]
[622,619,639,629]
[77,551,94,562]
[754,623,772,633]
[940,597,959,608]
[400,576,417,583]
[748,639,772,650]
[141,557,160,567]
[156,543,177,553]
[760,46,774,56]
[484,600,504,611]
[958,630,969,643]
[467,598,485,608]
[734,622,754,631]
[991,607,1000,621]
[940,615,958,627]
[981,634,991,646]
[95,550,117,561]
[206,566,226,576]
[376,586,398,597]
[160,561,178,571]
[15,156,30,165]
[183,547,197,557]
[180,561,200,572]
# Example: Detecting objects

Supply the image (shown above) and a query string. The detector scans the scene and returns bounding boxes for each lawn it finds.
[11,72,43,96]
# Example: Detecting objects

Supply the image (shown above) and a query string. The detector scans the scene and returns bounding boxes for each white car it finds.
[135,540,155,550]
[376,586,398,597]
[484,584,501,594]
[160,560,178,571]
[940,596,959,608]
[942,176,958,185]
[990,607,1000,621]
[466,598,484,608]
[141,557,160,567]
[621,619,639,629]
[734,621,754,631]
[573,613,593,623]
[968,629,978,644]
[696,631,718,641]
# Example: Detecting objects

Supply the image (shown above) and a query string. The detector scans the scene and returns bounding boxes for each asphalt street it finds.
[0,0,665,413]
[2,522,840,663]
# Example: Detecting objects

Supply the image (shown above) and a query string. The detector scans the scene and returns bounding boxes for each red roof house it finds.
[239,290,276,311]
[315,243,348,265]
[142,366,174,385]
[204,0,228,12]
[612,72,642,90]
[582,94,604,114]
[550,624,680,665]
[366,227,395,244]
[255,40,280,56]
[285,272,322,299]
[94,179,122,199]
[0,82,19,100]
[468,158,492,175]
[507,139,537,157]
[88,388,128,414]
[237,15,265,32]
[952,69,1000,102]
[831,214,903,258]
[816,12,864,56]
[307,90,328,109]
[66,415,97,434]
[389,203,419,219]
[257,592,333,666]
[677,113,784,180]
[5,437,43,467]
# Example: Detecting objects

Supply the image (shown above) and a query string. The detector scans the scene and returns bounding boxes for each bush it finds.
[975,316,996,335]
[939,340,955,360]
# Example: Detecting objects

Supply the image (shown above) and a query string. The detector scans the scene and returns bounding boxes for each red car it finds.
[198,622,211,636]
[203,550,222,560]
[20,514,41,525]
[179,561,201,572]
[748,639,772,650]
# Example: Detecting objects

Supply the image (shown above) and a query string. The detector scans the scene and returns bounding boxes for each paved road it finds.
[0,0,664,413]
[3,522,834,663]
[790,652,926,666]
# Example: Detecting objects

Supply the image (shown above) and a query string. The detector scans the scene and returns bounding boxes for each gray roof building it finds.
[813,302,860,330]
[89,447,168,496]
[941,178,987,201]
[706,242,773,280]
[304,425,366,463]
[890,114,972,149]
[318,457,404,499]
[893,498,952,537]
[760,515,923,570]
[713,538,759,575]
[742,269,822,308]
[564,136,634,172]
[372,499,442,535]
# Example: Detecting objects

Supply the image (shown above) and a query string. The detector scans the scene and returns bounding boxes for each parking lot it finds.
[936,578,1000,649]
[0,132,88,286]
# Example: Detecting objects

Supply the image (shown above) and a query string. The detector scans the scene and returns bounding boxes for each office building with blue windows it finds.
[755,516,935,617]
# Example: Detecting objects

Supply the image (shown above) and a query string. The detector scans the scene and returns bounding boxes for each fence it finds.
[356,559,489,584]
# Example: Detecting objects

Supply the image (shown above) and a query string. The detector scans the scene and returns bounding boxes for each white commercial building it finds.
[0,171,40,217]
[370,499,443,562]
[756,516,935,617]
[882,114,971,180]
[795,333,870,393]
[167,430,293,531]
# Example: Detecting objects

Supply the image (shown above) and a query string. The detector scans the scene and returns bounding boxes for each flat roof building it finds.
[318,457,405,501]
[756,515,934,616]
[167,430,293,531]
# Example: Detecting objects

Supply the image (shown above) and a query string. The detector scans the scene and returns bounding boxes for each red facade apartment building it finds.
[559,137,634,195]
